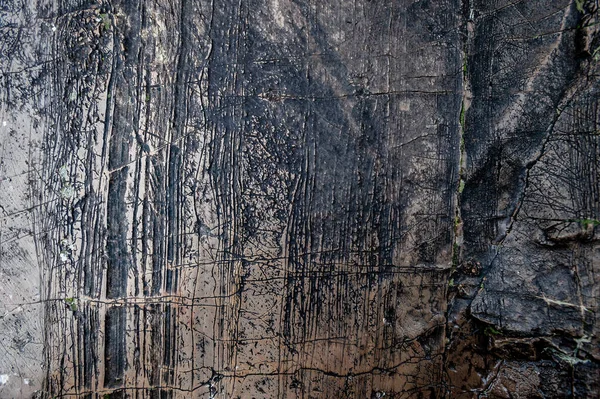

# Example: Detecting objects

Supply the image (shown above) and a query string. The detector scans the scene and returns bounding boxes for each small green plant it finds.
[99,13,111,30]
[452,243,460,268]
[65,297,77,312]
[593,47,600,61]
[458,179,465,193]
[484,325,501,336]
[575,0,585,13]
[578,218,600,229]
[448,278,455,288]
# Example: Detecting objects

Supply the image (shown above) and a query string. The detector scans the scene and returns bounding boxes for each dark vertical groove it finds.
[104,306,126,388]
[103,0,143,390]
[105,168,130,299]
[151,157,165,296]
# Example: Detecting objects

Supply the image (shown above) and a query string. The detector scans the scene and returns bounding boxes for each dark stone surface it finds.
[0,0,598,397]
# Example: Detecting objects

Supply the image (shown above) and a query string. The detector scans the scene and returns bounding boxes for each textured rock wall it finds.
[448,1,600,397]
[0,0,598,398]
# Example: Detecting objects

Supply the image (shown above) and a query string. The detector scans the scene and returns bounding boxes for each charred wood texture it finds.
[0,0,599,398]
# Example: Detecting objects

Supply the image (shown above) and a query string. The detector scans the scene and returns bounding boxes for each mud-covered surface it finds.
[0,0,598,398]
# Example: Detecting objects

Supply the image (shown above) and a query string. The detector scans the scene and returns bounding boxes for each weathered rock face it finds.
[448,0,600,397]
[0,0,598,398]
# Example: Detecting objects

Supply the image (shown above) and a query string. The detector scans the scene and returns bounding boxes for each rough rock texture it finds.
[448,0,600,397]
[0,0,598,398]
